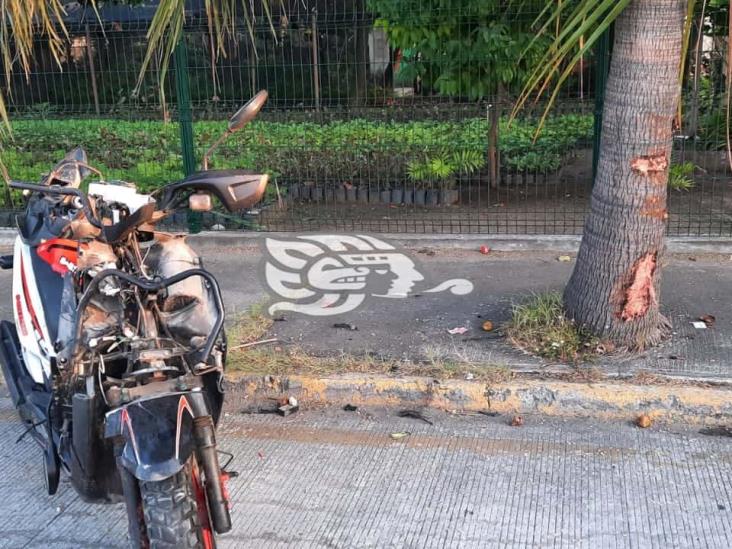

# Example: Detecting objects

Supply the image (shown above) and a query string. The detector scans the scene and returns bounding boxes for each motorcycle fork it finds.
[193,415,232,534]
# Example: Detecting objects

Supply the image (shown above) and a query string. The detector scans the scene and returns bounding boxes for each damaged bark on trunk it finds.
[563,0,685,350]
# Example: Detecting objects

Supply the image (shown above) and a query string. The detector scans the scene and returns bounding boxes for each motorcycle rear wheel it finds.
[139,459,216,549]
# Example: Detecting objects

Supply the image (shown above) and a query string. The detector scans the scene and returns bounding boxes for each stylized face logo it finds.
[263,234,472,316]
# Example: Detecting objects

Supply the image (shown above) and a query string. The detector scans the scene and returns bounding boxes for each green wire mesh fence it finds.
[1,0,730,236]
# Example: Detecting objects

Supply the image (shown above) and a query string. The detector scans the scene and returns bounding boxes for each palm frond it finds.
[512,0,700,137]
[0,1,82,134]
[512,0,632,133]
[136,0,280,105]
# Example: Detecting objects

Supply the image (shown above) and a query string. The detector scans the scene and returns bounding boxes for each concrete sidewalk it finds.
[1,395,730,548]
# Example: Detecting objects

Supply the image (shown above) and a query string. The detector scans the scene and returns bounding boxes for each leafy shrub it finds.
[668,162,696,191]
[0,114,593,205]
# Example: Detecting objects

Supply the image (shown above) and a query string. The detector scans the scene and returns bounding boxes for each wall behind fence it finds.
[1,1,730,237]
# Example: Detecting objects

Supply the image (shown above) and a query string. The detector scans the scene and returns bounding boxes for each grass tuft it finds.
[226,302,273,347]
[505,292,603,363]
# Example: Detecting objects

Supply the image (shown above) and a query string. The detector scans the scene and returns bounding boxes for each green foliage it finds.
[0,114,592,206]
[668,162,696,192]
[506,292,600,363]
[697,110,729,150]
[369,0,550,99]
[407,148,486,188]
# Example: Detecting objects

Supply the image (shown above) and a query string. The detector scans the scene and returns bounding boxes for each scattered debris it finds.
[699,314,716,327]
[390,432,410,440]
[273,314,287,322]
[481,320,494,332]
[557,255,572,262]
[699,426,732,437]
[465,372,475,381]
[229,337,279,351]
[277,396,299,416]
[636,414,652,428]
[398,409,434,425]
[688,256,697,262]
[718,503,727,511]
[240,406,278,415]
[478,410,499,417]
[417,248,436,256]
[691,321,708,329]
[510,415,524,427]
[333,322,358,331]
[479,245,491,255]
[447,326,469,335]
[257,451,265,460]
[343,404,358,412]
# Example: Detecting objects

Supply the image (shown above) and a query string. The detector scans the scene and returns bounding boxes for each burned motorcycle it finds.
[0,90,270,548]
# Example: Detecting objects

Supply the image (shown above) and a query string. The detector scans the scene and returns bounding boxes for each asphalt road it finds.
[0,395,730,548]
[0,243,730,378]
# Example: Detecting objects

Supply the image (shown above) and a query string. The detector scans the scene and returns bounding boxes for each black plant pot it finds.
[391,189,404,204]
[402,190,413,205]
[335,187,347,203]
[311,187,324,202]
[414,189,426,206]
[426,189,439,206]
[346,188,357,202]
[440,189,459,205]
[289,183,302,201]
[380,190,392,203]
[357,188,369,203]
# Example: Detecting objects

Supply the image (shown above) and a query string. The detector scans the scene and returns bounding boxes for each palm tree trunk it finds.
[563,0,685,350]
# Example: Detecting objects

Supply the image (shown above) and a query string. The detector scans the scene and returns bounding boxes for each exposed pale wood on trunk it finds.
[563,0,685,349]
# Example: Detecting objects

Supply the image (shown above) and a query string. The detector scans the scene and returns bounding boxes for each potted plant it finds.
[380,184,392,203]
[310,184,324,202]
[346,184,357,202]
[402,182,414,205]
[407,160,428,206]
[289,182,302,201]
[390,184,404,205]
[444,150,485,205]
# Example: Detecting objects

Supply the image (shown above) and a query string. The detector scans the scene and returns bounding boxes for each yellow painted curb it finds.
[227,373,732,424]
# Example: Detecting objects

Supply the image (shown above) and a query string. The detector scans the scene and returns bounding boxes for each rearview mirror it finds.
[228,90,269,132]
[202,90,269,170]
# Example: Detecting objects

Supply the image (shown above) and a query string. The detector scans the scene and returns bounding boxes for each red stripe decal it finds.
[14,295,28,337]
[175,396,194,461]
[19,256,44,341]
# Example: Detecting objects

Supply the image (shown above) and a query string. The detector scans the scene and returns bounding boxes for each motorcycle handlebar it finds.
[10,180,103,230]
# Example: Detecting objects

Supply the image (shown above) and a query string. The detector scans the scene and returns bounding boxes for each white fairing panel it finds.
[12,237,54,384]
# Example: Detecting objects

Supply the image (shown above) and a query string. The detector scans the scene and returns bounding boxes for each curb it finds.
[185,231,732,254]
[226,373,732,425]
[1,228,730,254]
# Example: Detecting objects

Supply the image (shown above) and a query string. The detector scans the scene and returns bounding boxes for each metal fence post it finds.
[592,25,612,184]
[174,36,201,232]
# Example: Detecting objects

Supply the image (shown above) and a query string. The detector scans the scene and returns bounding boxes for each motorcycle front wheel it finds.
[139,458,216,549]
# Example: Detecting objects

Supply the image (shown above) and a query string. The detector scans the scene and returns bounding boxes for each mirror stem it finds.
[202,130,232,171]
